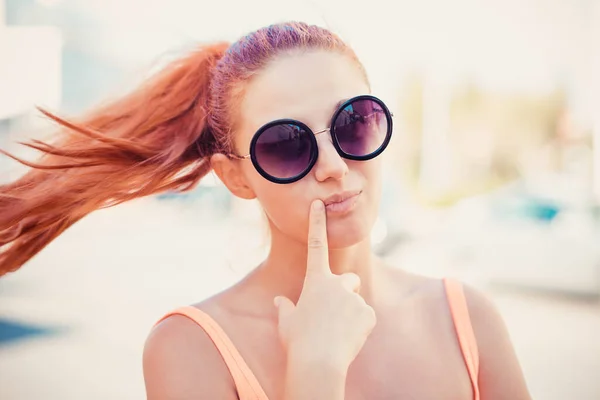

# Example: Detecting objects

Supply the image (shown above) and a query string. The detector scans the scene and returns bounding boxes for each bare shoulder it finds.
[460,282,505,333]
[385,268,531,399]
[459,283,532,399]
[142,304,238,400]
[382,267,502,327]
[391,271,518,361]
[458,282,520,355]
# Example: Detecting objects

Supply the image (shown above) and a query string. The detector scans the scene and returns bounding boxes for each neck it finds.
[255,223,380,304]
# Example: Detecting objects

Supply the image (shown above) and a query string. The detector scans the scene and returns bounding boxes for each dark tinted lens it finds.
[254,123,313,179]
[333,98,388,156]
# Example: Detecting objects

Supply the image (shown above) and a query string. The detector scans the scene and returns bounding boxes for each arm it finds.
[463,285,532,400]
[143,315,238,400]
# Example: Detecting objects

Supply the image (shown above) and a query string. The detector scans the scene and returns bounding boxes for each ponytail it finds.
[0,42,229,275]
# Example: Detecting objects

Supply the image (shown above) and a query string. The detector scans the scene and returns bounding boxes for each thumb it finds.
[274,296,295,321]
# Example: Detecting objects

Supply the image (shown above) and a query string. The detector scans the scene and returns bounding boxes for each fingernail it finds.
[273,297,281,307]
[313,200,324,211]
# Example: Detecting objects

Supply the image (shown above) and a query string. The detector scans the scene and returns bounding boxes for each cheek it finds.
[323,160,383,246]
[254,183,309,238]
[350,158,383,209]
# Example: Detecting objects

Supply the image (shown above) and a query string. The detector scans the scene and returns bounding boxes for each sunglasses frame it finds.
[229,94,393,184]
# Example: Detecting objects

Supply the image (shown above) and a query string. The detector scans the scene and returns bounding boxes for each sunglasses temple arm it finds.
[227,153,251,160]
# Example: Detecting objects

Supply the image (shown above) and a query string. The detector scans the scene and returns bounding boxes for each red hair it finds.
[0,22,365,276]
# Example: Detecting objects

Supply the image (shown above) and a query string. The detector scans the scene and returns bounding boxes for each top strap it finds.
[156,306,269,400]
[443,278,480,400]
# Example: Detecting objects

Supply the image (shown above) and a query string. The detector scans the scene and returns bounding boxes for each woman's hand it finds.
[274,200,376,399]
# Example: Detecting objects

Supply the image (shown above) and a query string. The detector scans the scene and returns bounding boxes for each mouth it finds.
[323,190,362,215]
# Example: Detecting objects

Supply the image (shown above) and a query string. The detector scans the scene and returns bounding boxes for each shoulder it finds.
[460,282,506,337]
[458,282,516,358]
[386,269,504,331]
[418,277,515,356]
[142,306,238,400]
[403,275,517,362]
[459,282,532,399]
[399,273,532,398]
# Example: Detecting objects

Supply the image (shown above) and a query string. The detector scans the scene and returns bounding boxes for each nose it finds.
[313,131,348,182]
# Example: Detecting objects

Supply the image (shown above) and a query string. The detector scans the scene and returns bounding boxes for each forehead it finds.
[237,50,369,138]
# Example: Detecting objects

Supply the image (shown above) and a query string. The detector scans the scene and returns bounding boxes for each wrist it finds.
[286,345,350,377]
[284,349,348,400]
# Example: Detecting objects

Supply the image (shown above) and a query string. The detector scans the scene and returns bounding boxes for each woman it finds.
[0,22,530,399]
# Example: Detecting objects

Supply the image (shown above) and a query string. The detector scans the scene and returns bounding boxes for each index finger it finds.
[306,199,330,276]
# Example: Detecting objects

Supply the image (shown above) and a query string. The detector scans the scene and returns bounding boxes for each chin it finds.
[325,214,373,249]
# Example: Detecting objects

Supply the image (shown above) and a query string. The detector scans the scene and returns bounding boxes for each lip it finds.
[322,190,362,215]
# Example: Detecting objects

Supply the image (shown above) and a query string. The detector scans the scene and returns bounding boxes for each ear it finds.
[210,153,256,200]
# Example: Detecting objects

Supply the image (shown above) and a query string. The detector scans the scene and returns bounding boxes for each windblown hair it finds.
[0,21,366,275]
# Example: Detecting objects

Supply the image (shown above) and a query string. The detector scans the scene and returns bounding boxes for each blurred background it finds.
[1,0,599,398]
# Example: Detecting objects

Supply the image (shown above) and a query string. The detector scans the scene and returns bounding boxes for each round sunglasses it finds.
[228,95,393,184]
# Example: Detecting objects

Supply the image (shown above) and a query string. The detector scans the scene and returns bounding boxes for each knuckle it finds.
[348,292,365,307]
[366,305,376,319]
[363,306,377,325]
[307,237,324,249]
[339,273,361,290]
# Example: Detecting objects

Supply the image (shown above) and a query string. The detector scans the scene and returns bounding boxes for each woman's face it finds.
[231,50,383,249]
